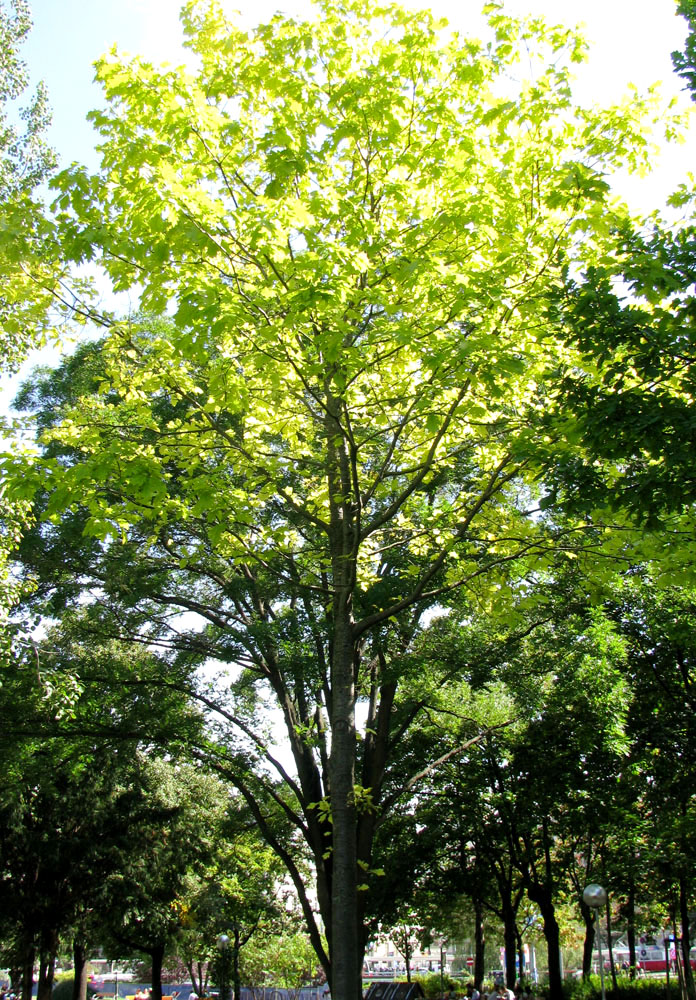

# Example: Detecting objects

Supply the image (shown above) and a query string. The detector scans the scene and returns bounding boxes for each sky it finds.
[2,0,695,409]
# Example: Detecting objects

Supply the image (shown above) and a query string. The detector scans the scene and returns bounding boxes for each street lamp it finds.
[439,939,445,999]
[217,934,230,1000]
[583,885,608,1000]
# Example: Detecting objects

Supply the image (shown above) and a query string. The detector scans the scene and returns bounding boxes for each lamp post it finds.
[583,885,608,1000]
[439,939,445,999]
[217,934,230,1000]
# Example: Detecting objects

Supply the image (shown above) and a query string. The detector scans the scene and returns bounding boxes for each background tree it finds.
[0,0,60,370]
[538,0,696,545]
[370,598,632,994]
[0,618,205,1000]
[180,815,292,1000]
[673,2,696,101]
[239,929,318,995]
[95,758,227,1000]
[0,0,55,728]
[609,580,696,1000]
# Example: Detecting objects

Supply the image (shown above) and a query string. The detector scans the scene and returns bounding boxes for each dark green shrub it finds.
[563,976,672,1000]
[412,972,461,998]
[52,979,99,1000]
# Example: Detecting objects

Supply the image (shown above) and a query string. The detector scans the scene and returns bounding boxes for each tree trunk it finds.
[9,969,22,995]
[326,392,361,1000]
[36,955,54,1000]
[679,876,696,1000]
[36,928,58,1000]
[184,963,201,997]
[21,940,35,1000]
[543,910,563,1000]
[72,941,89,1000]
[606,900,617,990]
[528,890,562,1000]
[502,903,517,989]
[474,900,485,992]
[626,883,637,980]
[329,612,359,999]
[232,925,242,1000]
[515,927,525,983]
[199,962,206,996]
[150,944,165,1000]
[580,899,595,980]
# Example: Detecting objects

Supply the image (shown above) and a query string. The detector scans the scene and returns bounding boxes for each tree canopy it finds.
[2,2,695,999]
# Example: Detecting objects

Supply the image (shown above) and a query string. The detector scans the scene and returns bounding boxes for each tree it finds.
[0,0,54,701]
[486,611,629,998]
[673,2,696,101]
[4,3,664,998]
[0,617,205,1000]
[390,920,421,984]
[96,758,230,1000]
[178,816,292,1000]
[240,930,318,995]
[538,1,696,543]
[608,580,696,1000]
[379,600,632,995]
[0,0,63,370]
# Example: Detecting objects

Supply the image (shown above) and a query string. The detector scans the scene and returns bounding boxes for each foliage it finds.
[95,758,231,1000]
[175,810,292,1000]
[534,5,696,546]
[0,620,208,1000]
[563,979,671,1000]
[608,581,696,929]
[0,0,65,372]
[413,972,460,999]
[673,2,696,100]
[370,598,633,993]
[0,2,683,998]
[540,229,696,538]
[239,931,318,991]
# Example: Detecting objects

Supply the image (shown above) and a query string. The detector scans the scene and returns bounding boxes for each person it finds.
[494,980,515,1000]
[466,982,480,1000]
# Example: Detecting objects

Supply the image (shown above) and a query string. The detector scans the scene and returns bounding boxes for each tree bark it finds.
[72,940,89,1000]
[501,901,517,989]
[579,899,595,980]
[515,927,525,984]
[626,883,637,980]
[606,900,617,989]
[679,876,696,1000]
[232,925,241,1000]
[527,888,562,1000]
[21,940,35,1000]
[185,962,206,998]
[36,927,58,1000]
[329,609,359,999]
[326,388,362,1000]
[474,900,486,992]
[150,944,165,1000]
